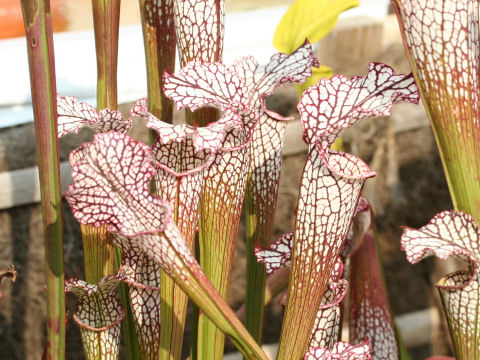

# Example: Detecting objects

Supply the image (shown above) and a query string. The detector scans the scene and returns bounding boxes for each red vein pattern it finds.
[173,0,224,65]
[238,41,320,245]
[65,267,131,360]
[391,0,480,130]
[67,132,171,236]
[64,132,269,359]
[195,125,250,351]
[257,232,347,349]
[57,96,132,137]
[308,258,347,351]
[152,136,210,238]
[305,340,371,360]
[163,62,252,113]
[391,0,480,219]
[146,103,242,153]
[350,232,399,360]
[437,272,480,360]
[151,117,216,357]
[114,235,162,359]
[278,64,419,359]
[279,147,373,357]
[255,232,294,274]
[65,132,204,276]
[231,41,319,102]
[343,197,372,258]
[401,210,480,358]
[402,211,480,272]
[298,63,418,173]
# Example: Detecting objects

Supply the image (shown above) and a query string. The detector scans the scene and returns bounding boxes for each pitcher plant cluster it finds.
[13,0,480,359]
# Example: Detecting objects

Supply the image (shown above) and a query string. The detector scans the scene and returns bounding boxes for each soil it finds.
[0,4,454,360]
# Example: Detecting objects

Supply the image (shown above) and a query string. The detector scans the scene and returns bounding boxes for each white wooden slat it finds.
[0,162,72,210]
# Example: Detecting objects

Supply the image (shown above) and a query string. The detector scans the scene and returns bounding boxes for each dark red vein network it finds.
[257,232,347,349]
[231,41,319,101]
[163,61,251,113]
[282,147,374,347]
[350,232,399,360]
[401,210,480,358]
[146,105,242,154]
[65,132,201,279]
[298,63,418,165]
[65,267,131,359]
[66,132,171,236]
[401,210,480,271]
[114,236,163,358]
[305,340,371,360]
[392,0,480,132]
[343,197,372,258]
[255,232,294,274]
[173,0,224,65]
[57,95,132,137]
[308,257,347,351]
[281,63,419,358]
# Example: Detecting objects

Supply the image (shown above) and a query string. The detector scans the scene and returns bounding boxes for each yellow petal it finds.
[274,0,359,55]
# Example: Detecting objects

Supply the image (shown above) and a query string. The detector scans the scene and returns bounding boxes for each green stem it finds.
[190,235,201,360]
[115,248,140,360]
[196,156,248,359]
[244,192,267,343]
[81,225,116,283]
[20,1,65,358]
[162,229,268,360]
[92,0,120,110]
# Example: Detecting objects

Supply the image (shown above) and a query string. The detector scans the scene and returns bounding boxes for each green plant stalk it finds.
[244,191,268,343]
[20,0,65,358]
[237,265,290,322]
[160,232,269,360]
[92,0,120,111]
[89,2,140,357]
[81,225,115,283]
[181,27,226,360]
[190,236,201,360]
[197,207,242,359]
[158,180,192,360]
[185,108,220,360]
[395,324,411,360]
[115,246,140,360]
[196,162,248,359]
